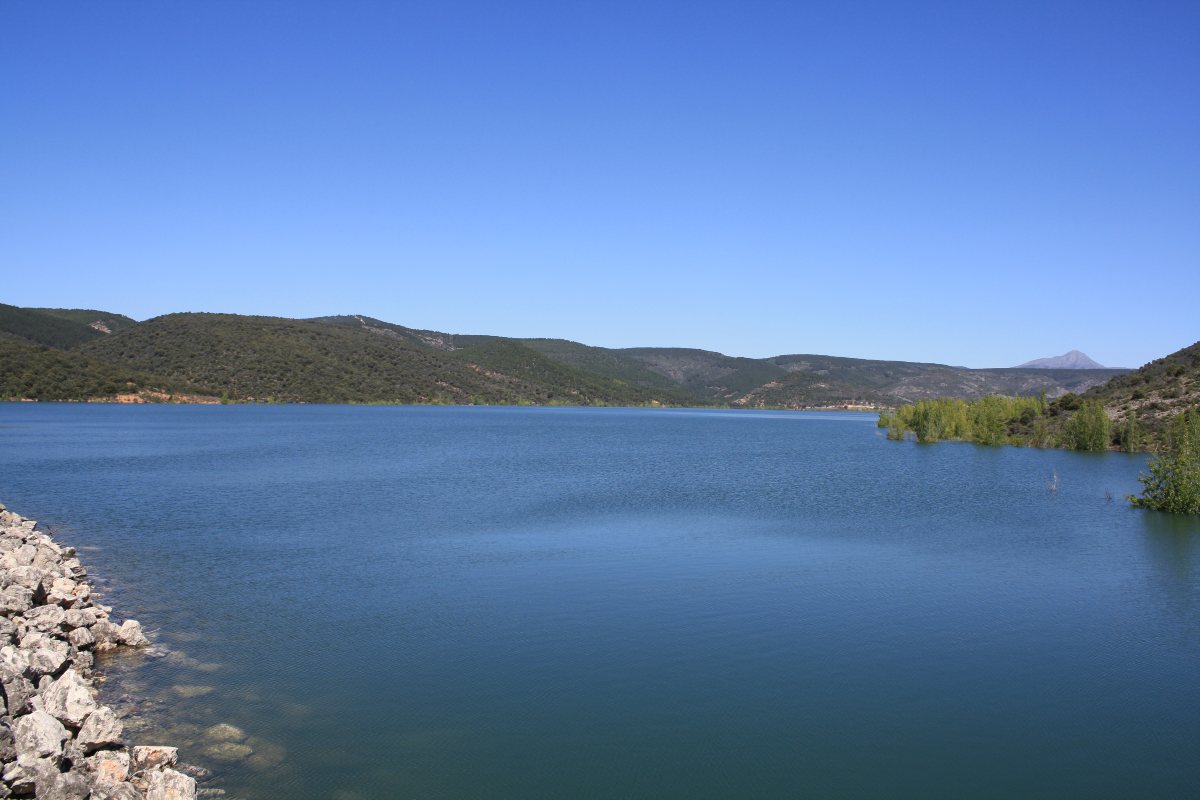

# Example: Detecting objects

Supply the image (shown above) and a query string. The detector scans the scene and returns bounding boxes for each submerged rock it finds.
[201,742,253,763]
[202,724,244,743]
[143,768,197,800]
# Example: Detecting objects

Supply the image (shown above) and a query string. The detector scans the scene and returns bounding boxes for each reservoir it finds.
[1,404,1197,798]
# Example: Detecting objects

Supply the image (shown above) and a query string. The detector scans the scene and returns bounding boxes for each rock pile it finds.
[0,503,195,799]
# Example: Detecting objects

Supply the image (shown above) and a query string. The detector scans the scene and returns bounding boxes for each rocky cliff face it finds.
[0,502,195,799]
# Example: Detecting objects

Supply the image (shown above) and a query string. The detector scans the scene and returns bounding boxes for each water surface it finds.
[0,404,1197,799]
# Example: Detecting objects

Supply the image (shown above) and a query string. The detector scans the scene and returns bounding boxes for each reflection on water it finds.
[1140,510,1200,614]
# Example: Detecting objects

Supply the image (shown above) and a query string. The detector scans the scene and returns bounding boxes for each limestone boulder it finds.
[64,608,97,630]
[77,706,124,753]
[23,603,67,633]
[143,768,197,800]
[0,723,14,762]
[87,749,131,784]
[13,709,69,760]
[118,620,149,647]
[91,782,145,800]
[130,745,178,771]
[2,755,56,795]
[67,626,95,650]
[0,643,32,678]
[46,577,81,607]
[36,668,99,727]
[90,620,123,651]
[38,768,91,800]
[25,636,70,677]
[2,674,36,715]
[0,585,34,615]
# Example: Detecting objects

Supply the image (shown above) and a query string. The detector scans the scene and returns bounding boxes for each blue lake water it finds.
[1,404,1198,799]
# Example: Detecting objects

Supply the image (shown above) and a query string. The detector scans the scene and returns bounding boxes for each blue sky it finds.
[2,1,1196,368]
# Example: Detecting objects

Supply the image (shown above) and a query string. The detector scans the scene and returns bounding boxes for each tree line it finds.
[878,394,1200,514]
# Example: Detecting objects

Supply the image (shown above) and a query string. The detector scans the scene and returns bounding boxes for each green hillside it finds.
[0,303,106,349]
[743,354,1126,408]
[81,313,684,405]
[616,348,789,400]
[28,308,138,334]
[0,339,192,401]
[1081,340,1200,446]
[0,301,1146,410]
[447,340,692,406]
[519,339,704,396]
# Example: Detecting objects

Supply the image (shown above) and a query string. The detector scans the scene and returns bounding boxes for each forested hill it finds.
[1079,340,1200,441]
[76,314,683,406]
[0,303,1130,406]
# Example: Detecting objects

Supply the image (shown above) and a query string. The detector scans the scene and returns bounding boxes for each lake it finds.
[1,404,1197,799]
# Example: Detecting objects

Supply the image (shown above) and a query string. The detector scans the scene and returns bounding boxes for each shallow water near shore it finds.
[1,403,1198,798]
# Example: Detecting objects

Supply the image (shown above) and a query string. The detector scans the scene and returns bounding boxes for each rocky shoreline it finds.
[0,502,195,799]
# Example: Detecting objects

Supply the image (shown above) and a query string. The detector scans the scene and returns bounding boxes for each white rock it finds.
[87,748,131,783]
[47,576,80,606]
[77,705,124,752]
[0,643,32,676]
[13,709,69,759]
[118,619,149,646]
[36,669,98,727]
[26,636,71,676]
[64,607,98,629]
[144,768,198,800]
[68,626,96,649]
[131,745,178,771]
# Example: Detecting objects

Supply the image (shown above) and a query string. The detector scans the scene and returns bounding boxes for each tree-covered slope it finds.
[0,303,107,349]
[1081,340,1200,445]
[739,354,1126,408]
[518,339,705,397]
[0,339,193,401]
[615,348,790,400]
[80,313,686,405]
[307,315,469,351]
[448,340,693,406]
[27,308,138,334]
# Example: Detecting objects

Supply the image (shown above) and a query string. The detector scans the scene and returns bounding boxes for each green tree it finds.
[1062,401,1111,451]
[1130,409,1200,514]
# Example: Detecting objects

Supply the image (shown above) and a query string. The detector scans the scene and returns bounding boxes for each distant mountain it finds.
[0,302,1132,406]
[1018,350,1105,369]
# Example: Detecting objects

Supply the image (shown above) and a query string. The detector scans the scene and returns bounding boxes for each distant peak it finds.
[1017,350,1105,369]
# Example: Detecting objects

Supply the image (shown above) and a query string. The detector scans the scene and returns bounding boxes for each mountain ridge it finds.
[0,303,1135,407]
[1018,350,1106,369]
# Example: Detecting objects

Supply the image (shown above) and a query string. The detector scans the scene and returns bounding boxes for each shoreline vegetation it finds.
[878,398,1200,515]
[0,502,198,799]
[875,339,1200,514]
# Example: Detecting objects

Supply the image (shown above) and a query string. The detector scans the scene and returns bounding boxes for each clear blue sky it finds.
[2,1,1196,368]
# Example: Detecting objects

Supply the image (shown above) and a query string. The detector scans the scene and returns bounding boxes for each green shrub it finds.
[1131,410,1200,514]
